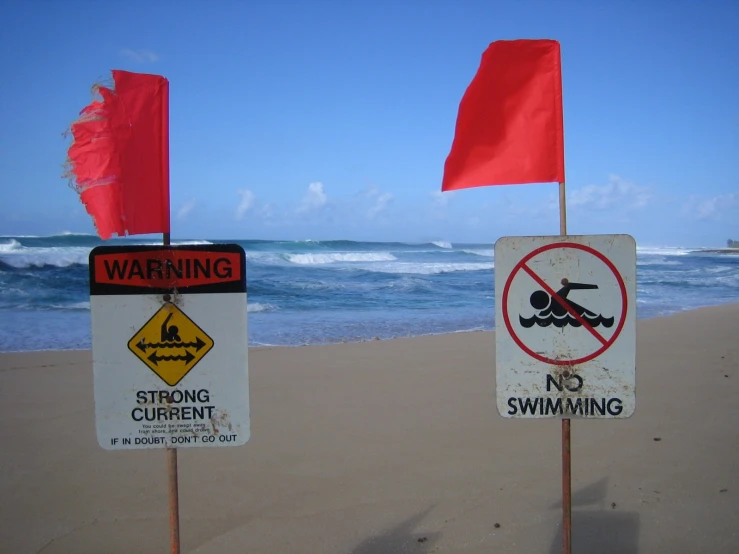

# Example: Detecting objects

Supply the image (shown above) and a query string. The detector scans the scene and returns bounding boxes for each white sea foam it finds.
[705,266,734,274]
[247,302,277,313]
[49,301,91,310]
[244,252,286,266]
[0,238,212,269]
[383,276,434,292]
[715,274,739,286]
[636,246,692,256]
[0,239,22,252]
[138,240,214,246]
[367,261,494,275]
[0,245,92,268]
[636,257,681,266]
[431,240,453,249]
[286,252,397,264]
[462,249,494,257]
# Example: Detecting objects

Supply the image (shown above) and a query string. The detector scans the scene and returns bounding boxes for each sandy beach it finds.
[1,303,738,553]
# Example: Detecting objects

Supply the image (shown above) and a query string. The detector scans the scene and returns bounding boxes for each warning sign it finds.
[128,303,214,386]
[494,235,636,419]
[89,244,250,449]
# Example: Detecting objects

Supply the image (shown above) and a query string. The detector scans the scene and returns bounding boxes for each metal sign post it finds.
[89,241,250,554]
[494,182,637,554]
[559,182,571,554]
[167,440,180,554]
[163,232,181,554]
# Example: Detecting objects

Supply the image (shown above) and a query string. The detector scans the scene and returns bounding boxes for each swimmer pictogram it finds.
[127,303,214,386]
[499,240,629,367]
[519,278,614,329]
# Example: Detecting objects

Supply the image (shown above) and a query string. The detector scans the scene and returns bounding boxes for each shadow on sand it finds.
[348,506,439,554]
[548,477,640,554]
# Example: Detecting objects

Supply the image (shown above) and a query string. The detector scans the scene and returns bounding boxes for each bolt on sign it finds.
[494,235,636,419]
[89,244,249,449]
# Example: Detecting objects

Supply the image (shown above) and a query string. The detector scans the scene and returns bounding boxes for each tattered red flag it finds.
[441,39,565,191]
[64,70,170,239]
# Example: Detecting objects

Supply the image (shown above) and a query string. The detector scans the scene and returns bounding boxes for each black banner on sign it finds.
[89,244,247,295]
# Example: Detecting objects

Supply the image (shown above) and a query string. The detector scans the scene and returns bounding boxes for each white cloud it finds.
[569,174,652,211]
[685,192,739,221]
[430,190,455,208]
[428,190,456,221]
[120,49,160,63]
[258,203,275,220]
[297,182,328,213]
[367,192,393,219]
[176,199,196,221]
[235,190,256,220]
[499,191,558,218]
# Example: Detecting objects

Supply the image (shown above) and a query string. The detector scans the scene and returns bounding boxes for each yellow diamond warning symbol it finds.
[128,303,214,386]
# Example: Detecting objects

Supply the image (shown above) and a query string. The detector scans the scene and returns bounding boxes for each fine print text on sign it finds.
[494,235,636,419]
[89,244,250,449]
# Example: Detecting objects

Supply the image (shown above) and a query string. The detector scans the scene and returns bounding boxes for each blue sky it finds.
[1,1,737,246]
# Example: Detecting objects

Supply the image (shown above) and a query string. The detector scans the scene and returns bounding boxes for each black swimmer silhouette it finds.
[161,312,182,342]
[519,278,614,329]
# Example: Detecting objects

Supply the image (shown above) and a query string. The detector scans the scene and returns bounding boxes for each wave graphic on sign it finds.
[519,313,614,328]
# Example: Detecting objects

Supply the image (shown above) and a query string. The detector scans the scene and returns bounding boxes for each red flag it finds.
[441,39,564,191]
[64,70,170,239]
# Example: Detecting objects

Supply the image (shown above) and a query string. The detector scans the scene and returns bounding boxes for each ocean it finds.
[1,234,738,352]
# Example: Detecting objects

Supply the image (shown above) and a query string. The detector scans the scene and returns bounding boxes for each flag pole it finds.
[558,181,572,554]
[163,231,181,554]
[559,182,567,237]
[162,76,178,554]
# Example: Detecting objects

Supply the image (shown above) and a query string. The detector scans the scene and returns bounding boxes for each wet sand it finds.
[1,303,738,553]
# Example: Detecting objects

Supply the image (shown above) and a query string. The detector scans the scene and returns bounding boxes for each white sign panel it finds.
[89,244,250,449]
[494,235,636,418]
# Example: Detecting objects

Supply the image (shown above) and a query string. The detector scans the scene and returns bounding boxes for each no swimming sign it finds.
[494,235,636,419]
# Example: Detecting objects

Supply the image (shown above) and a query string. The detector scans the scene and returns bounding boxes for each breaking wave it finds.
[0,246,91,268]
[462,249,494,257]
[0,239,22,253]
[247,302,277,313]
[285,252,397,264]
[366,262,493,275]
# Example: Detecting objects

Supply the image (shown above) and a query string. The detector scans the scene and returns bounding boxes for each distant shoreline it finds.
[692,248,739,255]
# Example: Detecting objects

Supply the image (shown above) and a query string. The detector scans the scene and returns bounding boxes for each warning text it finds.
[131,388,216,422]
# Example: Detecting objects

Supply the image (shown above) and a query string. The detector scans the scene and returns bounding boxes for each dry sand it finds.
[1,303,738,553]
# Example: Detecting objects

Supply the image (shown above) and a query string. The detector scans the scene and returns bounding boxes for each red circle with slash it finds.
[501,242,628,366]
